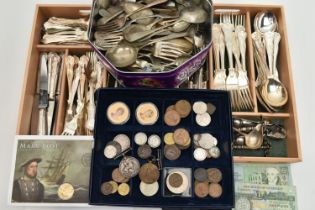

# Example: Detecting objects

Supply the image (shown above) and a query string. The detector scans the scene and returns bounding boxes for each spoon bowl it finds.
[262,78,288,107]
[254,11,278,34]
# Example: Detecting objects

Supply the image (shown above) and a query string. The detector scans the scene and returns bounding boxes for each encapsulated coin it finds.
[164,110,181,126]
[140,181,159,197]
[194,168,208,182]
[134,132,147,145]
[199,133,217,149]
[109,181,118,193]
[119,156,140,178]
[168,172,183,188]
[195,182,209,198]
[107,101,130,125]
[209,183,222,198]
[164,144,181,160]
[209,146,221,159]
[148,134,161,148]
[196,112,211,127]
[112,168,129,183]
[164,132,175,145]
[139,162,160,184]
[193,101,207,114]
[58,183,74,200]
[136,102,159,125]
[166,171,189,194]
[207,103,216,115]
[166,105,175,112]
[113,134,131,152]
[118,183,130,196]
[104,141,122,159]
[193,148,207,161]
[137,144,152,159]
[173,128,190,147]
[207,168,222,183]
[175,100,191,118]
[100,182,113,196]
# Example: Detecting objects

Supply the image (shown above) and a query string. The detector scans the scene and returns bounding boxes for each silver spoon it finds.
[254,11,278,34]
[234,124,264,149]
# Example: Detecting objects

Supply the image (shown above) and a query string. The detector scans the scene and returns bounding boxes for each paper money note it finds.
[234,183,297,210]
[234,163,292,186]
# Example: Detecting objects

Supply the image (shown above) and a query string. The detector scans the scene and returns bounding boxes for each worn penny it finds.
[118,183,130,196]
[164,144,181,160]
[168,172,183,188]
[195,182,209,198]
[136,102,159,125]
[164,110,181,126]
[139,162,160,184]
[173,128,190,147]
[166,171,188,194]
[207,168,222,183]
[137,144,152,159]
[209,183,222,198]
[166,105,175,112]
[175,100,191,118]
[107,101,130,125]
[194,168,208,182]
[100,182,113,196]
[112,168,129,183]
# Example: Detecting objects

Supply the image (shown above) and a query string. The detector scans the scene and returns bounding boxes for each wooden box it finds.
[16,4,301,163]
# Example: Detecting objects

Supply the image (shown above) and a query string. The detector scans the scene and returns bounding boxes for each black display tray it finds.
[89,88,234,208]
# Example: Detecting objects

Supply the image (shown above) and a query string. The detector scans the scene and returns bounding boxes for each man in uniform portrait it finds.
[12,158,45,202]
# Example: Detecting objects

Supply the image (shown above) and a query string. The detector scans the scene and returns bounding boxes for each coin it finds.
[196,112,211,127]
[109,181,118,194]
[148,134,161,148]
[193,101,207,114]
[100,182,113,196]
[164,132,175,145]
[173,128,190,147]
[139,162,160,184]
[136,102,159,125]
[207,103,216,115]
[166,105,175,112]
[199,133,217,149]
[107,101,130,125]
[137,144,152,159]
[140,181,159,197]
[119,156,140,178]
[194,168,208,182]
[207,168,222,183]
[209,146,220,159]
[134,132,147,145]
[113,134,131,152]
[104,141,122,159]
[195,182,209,198]
[164,110,181,126]
[175,100,191,118]
[118,183,130,196]
[193,148,207,161]
[58,183,74,200]
[209,183,222,198]
[166,171,188,194]
[112,168,129,183]
[164,144,181,160]
[168,172,183,188]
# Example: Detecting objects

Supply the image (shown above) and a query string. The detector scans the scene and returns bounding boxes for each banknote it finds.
[234,183,297,210]
[234,163,292,186]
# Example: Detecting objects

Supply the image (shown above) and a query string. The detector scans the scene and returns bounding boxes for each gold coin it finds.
[164,133,175,145]
[109,181,118,193]
[58,183,74,200]
[136,102,159,125]
[209,183,222,198]
[112,168,129,183]
[118,183,130,196]
[173,128,190,147]
[195,182,209,198]
[175,100,191,118]
[164,110,181,126]
[107,101,130,125]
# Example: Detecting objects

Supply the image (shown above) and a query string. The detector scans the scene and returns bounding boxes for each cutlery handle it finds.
[38,108,47,135]
[237,30,247,71]
[212,24,221,70]
[263,31,275,76]
[221,25,234,69]
[219,32,225,70]
[273,32,281,80]
[125,0,168,19]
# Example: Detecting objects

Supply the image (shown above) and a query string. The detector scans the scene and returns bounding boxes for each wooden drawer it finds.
[16,4,301,163]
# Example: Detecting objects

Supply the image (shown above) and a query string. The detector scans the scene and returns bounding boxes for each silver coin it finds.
[193,101,207,114]
[140,181,159,197]
[193,148,207,161]
[148,134,161,148]
[196,112,211,127]
[199,133,217,149]
[119,156,140,178]
[104,141,122,159]
[137,144,152,159]
[113,134,131,152]
[209,146,220,159]
[134,132,148,145]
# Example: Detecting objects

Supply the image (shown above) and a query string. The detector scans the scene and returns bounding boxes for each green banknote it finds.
[234,183,297,210]
[234,163,292,186]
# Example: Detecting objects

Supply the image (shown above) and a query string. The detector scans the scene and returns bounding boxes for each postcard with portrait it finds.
[9,136,93,206]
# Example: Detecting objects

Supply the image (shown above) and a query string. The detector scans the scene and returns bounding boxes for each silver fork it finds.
[94,31,123,50]
[62,103,84,135]
[152,41,191,62]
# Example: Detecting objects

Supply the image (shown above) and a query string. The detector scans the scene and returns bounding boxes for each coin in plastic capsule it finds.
[196,112,211,127]
[140,181,159,197]
[106,101,130,125]
[166,171,189,194]
[193,148,207,161]
[136,102,159,125]
[134,132,148,146]
[209,146,220,159]
[148,134,161,148]
[193,101,207,114]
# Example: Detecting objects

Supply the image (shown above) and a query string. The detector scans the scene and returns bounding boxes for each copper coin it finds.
[209,183,222,198]
[100,182,113,195]
[175,100,191,118]
[112,168,129,183]
[207,168,222,183]
[195,182,209,198]
[194,168,208,182]
[207,103,216,115]
[173,128,190,146]
[164,110,181,126]
[168,172,183,188]
[139,162,160,184]
[166,105,175,112]
[137,144,152,159]
[164,144,181,160]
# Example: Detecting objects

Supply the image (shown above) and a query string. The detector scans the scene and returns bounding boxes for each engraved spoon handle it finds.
[212,24,221,70]
[237,30,247,71]
[221,25,234,69]
[263,31,275,76]
[273,32,281,81]
[219,31,225,70]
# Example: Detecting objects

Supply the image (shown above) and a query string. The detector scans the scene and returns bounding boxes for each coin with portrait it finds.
[207,168,222,183]
[119,156,140,178]
[175,100,191,118]
[164,110,181,126]
[209,183,222,198]
[58,183,74,200]
[107,101,130,125]
[136,102,159,125]
[164,144,181,160]
[195,181,209,198]
[112,168,129,183]
[139,162,160,184]
[137,144,152,159]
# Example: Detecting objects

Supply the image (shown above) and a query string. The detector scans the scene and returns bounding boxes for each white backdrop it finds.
[0,0,314,209]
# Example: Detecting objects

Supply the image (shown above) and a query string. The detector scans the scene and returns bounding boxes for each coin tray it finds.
[90,88,234,208]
